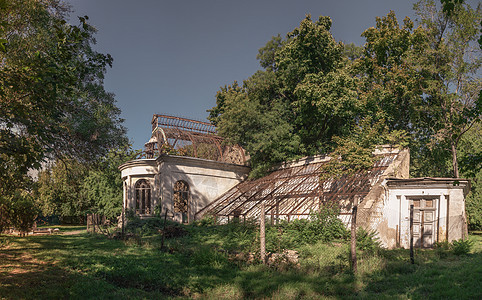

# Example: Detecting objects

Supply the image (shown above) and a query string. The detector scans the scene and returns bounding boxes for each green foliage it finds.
[125,215,188,239]
[195,215,217,226]
[320,117,408,180]
[356,228,382,254]
[0,0,127,232]
[0,191,38,233]
[451,238,474,255]
[36,159,89,218]
[9,192,39,234]
[81,147,138,219]
[209,15,354,176]
[1,0,126,168]
[459,123,482,230]
[435,238,474,256]
[266,206,349,251]
[411,0,481,178]
[35,146,137,221]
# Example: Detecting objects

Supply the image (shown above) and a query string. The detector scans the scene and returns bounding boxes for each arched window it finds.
[173,180,189,223]
[135,179,151,214]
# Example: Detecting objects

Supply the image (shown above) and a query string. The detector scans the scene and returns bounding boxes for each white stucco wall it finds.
[381,179,469,249]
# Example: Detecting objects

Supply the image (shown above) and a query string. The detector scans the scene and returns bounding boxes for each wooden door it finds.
[412,199,436,248]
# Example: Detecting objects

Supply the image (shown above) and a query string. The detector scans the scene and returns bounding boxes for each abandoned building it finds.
[119,114,470,249]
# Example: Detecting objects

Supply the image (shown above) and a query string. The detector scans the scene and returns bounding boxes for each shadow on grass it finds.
[3,232,481,299]
[359,248,482,299]
[1,233,355,299]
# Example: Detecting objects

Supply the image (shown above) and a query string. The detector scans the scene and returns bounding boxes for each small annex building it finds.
[120,114,470,249]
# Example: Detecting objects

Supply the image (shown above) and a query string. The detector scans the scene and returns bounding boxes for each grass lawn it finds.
[1,225,481,299]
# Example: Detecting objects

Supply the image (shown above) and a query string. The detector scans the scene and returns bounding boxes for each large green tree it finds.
[355,1,481,178]
[413,0,481,178]
[209,15,362,176]
[0,0,126,228]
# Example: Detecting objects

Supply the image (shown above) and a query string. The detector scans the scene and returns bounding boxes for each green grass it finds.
[1,225,481,299]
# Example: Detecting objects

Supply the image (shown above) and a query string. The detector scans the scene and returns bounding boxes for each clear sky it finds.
[64,0,426,150]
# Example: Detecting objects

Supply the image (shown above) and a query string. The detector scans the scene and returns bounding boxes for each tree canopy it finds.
[0,0,127,229]
[209,1,481,180]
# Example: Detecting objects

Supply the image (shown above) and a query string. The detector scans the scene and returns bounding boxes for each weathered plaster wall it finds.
[356,148,410,244]
[158,156,249,223]
[119,155,249,223]
[384,180,469,248]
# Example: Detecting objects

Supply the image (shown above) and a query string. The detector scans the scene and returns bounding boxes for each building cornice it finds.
[385,177,471,195]
[156,154,250,173]
[118,159,157,172]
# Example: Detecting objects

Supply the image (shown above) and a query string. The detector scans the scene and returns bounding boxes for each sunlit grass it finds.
[0,226,481,299]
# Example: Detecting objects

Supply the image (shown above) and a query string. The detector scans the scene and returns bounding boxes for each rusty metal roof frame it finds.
[196,153,398,221]
[144,114,247,165]
[151,114,217,135]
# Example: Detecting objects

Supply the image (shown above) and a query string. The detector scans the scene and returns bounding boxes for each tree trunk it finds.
[350,199,358,273]
[260,203,266,264]
[451,142,459,178]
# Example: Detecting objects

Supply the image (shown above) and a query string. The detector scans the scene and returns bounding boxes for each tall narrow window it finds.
[135,179,151,214]
[173,180,189,223]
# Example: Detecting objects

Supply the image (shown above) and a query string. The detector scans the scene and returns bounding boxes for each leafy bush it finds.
[159,225,187,238]
[451,239,473,256]
[195,215,217,227]
[356,228,381,254]
[10,192,39,235]
[125,214,187,238]
[434,240,451,258]
[435,239,473,257]
[265,207,349,251]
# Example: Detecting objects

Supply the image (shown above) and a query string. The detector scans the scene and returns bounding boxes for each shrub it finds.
[195,215,216,227]
[10,192,39,235]
[125,214,188,238]
[451,239,473,256]
[265,206,349,250]
[434,240,451,258]
[435,239,473,256]
[356,228,381,254]
[159,225,188,238]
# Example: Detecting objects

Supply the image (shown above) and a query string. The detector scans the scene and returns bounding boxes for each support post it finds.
[160,209,169,251]
[260,203,266,264]
[122,202,125,239]
[350,198,358,273]
[276,201,279,225]
[410,204,414,264]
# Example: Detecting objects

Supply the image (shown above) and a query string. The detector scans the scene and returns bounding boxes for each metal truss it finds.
[144,114,247,165]
[196,153,398,221]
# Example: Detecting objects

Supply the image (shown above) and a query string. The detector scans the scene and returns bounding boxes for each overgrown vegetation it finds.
[1,225,481,299]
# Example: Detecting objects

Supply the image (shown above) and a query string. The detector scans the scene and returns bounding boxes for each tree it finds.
[413,0,481,178]
[36,159,89,218]
[0,0,126,229]
[35,146,138,221]
[0,0,126,175]
[459,122,482,230]
[81,147,138,220]
[209,15,361,176]
[356,2,481,178]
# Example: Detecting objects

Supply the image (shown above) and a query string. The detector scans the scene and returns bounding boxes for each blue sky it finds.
[65,0,423,150]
